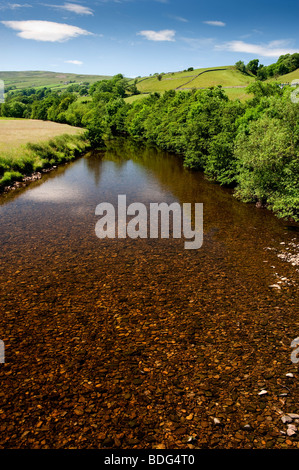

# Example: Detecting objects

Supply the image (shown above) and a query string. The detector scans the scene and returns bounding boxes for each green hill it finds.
[132,66,256,99]
[130,65,299,101]
[0,70,112,92]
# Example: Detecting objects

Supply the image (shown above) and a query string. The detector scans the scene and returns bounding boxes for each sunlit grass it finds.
[0,119,84,151]
[136,66,256,94]
[0,119,88,187]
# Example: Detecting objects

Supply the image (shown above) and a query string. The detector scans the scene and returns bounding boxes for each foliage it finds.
[235,53,299,81]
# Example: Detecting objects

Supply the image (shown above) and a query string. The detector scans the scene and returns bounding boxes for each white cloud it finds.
[137,29,175,42]
[203,21,226,27]
[1,20,93,42]
[65,59,83,65]
[49,2,94,15]
[216,39,299,57]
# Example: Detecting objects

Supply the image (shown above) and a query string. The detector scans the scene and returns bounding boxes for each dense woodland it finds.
[0,60,298,222]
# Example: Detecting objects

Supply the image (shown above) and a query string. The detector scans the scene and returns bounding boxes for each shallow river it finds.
[0,139,298,449]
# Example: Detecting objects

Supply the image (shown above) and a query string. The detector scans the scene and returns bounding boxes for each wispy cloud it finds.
[216,39,299,57]
[169,15,188,23]
[0,2,32,9]
[137,29,175,42]
[44,2,94,15]
[1,20,93,42]
[203,21,226,27]
[65,59,83,65]
[181,36,216,50]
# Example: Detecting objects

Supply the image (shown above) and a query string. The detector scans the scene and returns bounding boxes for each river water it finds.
[0,139,298,449]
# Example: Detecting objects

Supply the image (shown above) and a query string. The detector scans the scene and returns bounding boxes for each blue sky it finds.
[0,0,298,77]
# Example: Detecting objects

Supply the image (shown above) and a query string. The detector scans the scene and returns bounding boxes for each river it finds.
[0,139,298,449]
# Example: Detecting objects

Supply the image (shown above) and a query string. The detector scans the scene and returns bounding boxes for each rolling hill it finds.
[0,70,112,92]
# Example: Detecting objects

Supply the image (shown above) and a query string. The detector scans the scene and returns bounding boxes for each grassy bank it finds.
[0,119,89,189]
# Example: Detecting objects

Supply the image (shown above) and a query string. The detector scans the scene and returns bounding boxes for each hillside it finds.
[130,65,299,101]
[0,70,112,92]
[267,68,299,84]
[131,66,256,100]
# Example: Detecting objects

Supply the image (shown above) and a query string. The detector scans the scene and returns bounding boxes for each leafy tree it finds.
[256,64,268,80]
[246,59,260,75]
[235,60,246,73]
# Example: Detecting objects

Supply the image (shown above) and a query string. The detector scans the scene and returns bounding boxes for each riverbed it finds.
[0,139,298,449]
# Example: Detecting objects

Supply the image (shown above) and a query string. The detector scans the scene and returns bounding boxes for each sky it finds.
[0,0,298,77]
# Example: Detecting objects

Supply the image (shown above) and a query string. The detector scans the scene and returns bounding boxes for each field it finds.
[133,66,257,100]
[180,68,255,88]
[0,119,84,151]
[0,70,112,92]
[0,119,88,188]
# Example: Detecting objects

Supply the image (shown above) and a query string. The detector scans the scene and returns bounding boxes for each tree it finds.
[257,65,268,81]
[235,60,246,74]
[246,59,259,75]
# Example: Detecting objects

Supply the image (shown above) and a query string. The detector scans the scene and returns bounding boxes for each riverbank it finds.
[0,119,90,192]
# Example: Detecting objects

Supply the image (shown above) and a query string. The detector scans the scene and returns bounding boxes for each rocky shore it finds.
[0,166,57,194]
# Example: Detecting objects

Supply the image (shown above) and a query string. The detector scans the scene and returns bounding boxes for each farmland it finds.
[0,119,84,150]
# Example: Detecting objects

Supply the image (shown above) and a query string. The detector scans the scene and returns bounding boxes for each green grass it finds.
[136,76,195,93]
[124,94,150,103]
[223,88,253,102]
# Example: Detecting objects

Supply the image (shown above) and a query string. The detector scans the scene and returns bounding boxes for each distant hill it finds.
[1,66,298,102]
[134,66,255,91]
[0,70,113,92]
